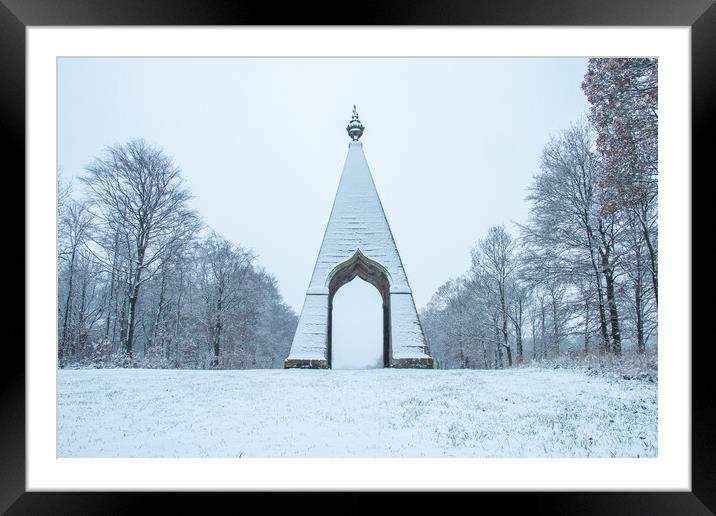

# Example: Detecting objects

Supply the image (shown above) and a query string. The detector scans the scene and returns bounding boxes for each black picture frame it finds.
[6,0,710,513]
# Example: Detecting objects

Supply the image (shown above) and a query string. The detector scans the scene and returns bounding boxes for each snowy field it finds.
[58,368,657,458]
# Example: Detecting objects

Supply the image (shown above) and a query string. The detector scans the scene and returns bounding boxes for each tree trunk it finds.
[118,294,128,351]
[635,284,645,353]
[151,269,168,351]
[499,286,510,367]
[172,269,184,364]
[603,266,622,355]
[112,274,123,343]
[104,267,115,341]
[583,301,590,354]
[514,299,523,364]
[481,336,488,368]
[212,285,224,368]
[77,273,89,358]
[60,246,77,366]
[125,287,140,359]
[458,337,465,369]
[493,312,503,368]
[551,293,560,356]
[105,229,120,341]
[586,223,610,352]
[540,300,547,360]
[598,220,622,354]
[636,202,658,306]
[634,250,645,353]
[124,242,147,360]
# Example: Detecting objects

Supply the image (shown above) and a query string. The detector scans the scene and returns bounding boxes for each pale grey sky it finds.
[58,57,590,318]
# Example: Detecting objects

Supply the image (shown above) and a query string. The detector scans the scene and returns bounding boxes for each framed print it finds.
[7,0,711,513]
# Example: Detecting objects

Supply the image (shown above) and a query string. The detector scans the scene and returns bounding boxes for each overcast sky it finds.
[58,57,590,322]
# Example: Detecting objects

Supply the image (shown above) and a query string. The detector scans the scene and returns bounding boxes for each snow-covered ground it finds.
[58,368,657,458]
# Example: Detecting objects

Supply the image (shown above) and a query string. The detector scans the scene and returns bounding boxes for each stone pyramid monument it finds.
[285,107,433,369]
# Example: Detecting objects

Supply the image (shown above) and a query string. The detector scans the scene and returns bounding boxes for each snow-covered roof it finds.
[306,142,411,294]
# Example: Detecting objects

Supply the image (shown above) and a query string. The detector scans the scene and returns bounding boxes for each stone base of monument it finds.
[284,357,434,369]
[283,358,329,369]
[390,357,434,369]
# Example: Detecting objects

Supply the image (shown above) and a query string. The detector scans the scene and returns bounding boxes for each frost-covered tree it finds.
[58,199,94,365]
[521,121,622,353]
[471,225,519,367]
[58,138,298,370]
[81,139,201,358]
[421,226,525,369]
[198,232,255,367]
[421,277,491,369]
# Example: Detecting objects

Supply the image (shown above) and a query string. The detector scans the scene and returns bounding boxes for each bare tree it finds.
[58,199,93,366]
[81,138,201,359]
[471,225,518,367]
[58,139,298,370]
[199,232,255,367]
[508,277,528,364]
[521,121,619,353]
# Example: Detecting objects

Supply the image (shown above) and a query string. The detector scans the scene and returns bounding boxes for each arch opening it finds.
[331,277,383,369]
[327,251,391,368]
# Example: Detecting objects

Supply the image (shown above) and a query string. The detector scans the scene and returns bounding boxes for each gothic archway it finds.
[326,250,391,368]
[284,113,433,369]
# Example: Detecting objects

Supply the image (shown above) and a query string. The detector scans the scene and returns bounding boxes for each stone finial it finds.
[346,105,365,141]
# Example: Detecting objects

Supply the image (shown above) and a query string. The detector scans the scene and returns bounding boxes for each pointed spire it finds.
[346,105,365,141]
[285,121,433,369]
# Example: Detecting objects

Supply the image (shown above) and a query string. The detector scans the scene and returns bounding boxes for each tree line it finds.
[421,58,658,369]
[57,139,297,369]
